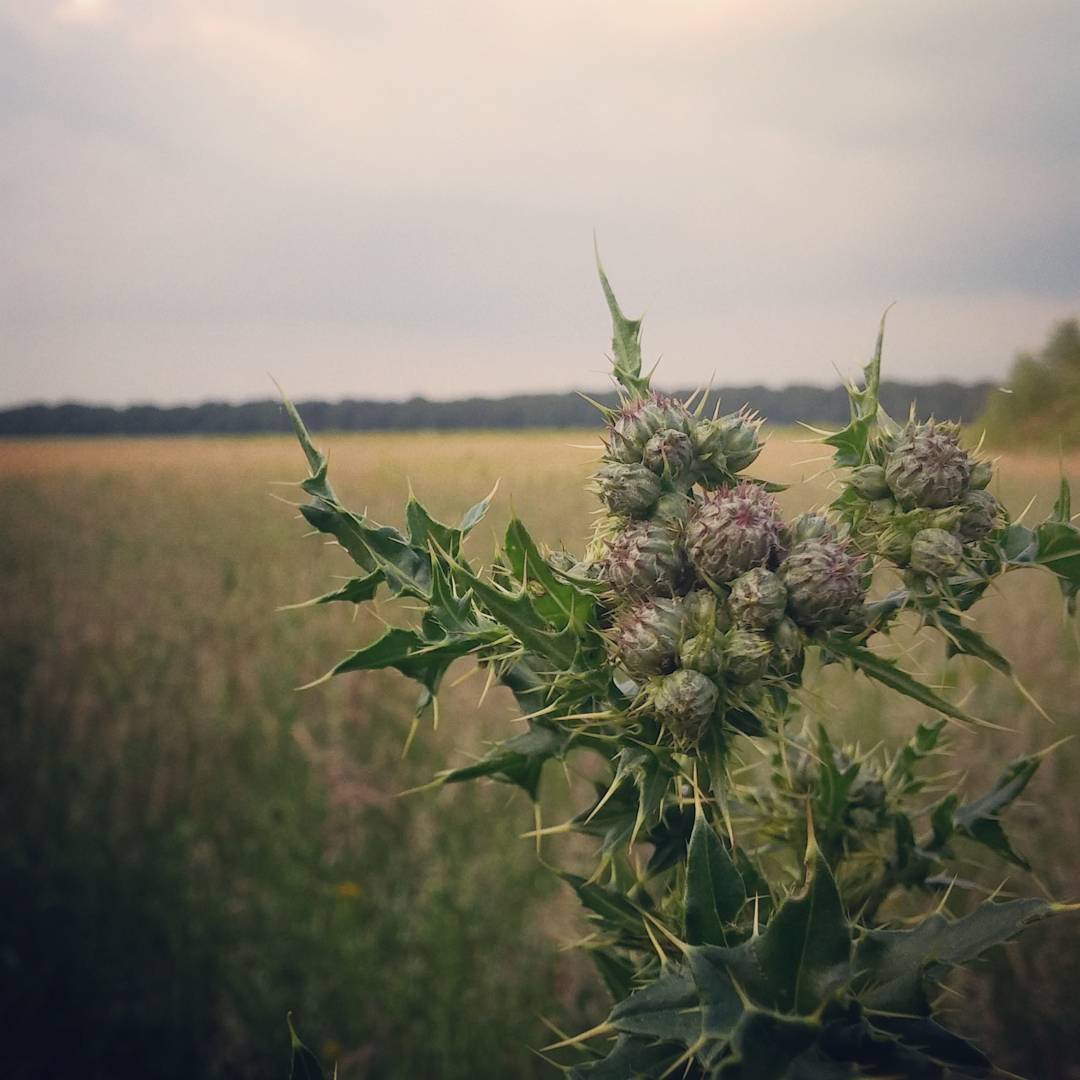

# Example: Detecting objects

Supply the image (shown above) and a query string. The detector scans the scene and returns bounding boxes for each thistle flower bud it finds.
[653,491,692,526]
[683,588,732,634]
[779,538,868,630]
[679,632,722,675]
[728,567,788,630]
[608,597,686,678]
[968,459,993,491]
[642,428,695,480]
[602,519,688,597]
[690,419,729,478]
[606,393,692,463]
[716,410,764,473]
[593,462,663,518]
[884,421,972,509]
[686,482,785,583]
[909,528,964,577]
[956,489,1002,541]
[720,628,773,684]
[679,589,728,674]
[786,512,837,545]
[651,669,719,743]
[848,464,891,501]
[768,617,805,680]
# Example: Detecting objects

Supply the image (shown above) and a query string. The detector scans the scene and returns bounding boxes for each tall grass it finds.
[0,432,1077,1077]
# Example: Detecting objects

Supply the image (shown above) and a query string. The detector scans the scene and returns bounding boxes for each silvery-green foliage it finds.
[281,261,1080,1079]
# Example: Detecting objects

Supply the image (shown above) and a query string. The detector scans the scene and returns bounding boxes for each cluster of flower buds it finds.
[586,393,870,748]
[841,419,1003,589]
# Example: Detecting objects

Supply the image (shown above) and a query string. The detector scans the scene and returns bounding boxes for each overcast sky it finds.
[2,1,1078,406]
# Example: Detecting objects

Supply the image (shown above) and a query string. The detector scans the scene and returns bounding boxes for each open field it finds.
[2,431,1079,1079]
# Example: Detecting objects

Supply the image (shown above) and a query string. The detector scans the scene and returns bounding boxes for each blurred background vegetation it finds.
[1,420,1078,1078]
[982,318,1080,451]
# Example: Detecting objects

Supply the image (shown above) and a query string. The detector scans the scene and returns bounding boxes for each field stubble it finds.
[1,430,1078,1078]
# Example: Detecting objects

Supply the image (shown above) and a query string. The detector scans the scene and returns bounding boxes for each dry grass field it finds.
[2,429,1079,1078]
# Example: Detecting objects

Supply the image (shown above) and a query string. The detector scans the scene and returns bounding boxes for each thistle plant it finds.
[281,263,1080,1079]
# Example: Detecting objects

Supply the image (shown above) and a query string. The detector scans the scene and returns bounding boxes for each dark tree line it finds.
[0,381,994,437]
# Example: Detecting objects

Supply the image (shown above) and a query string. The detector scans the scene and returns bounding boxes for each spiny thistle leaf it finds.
[280,571,384,610]
[435,720,570,798]
[825,637,977,725]
[750,843,851,1015]
[595,249,651,399]
[569,1034,685,1079]
[928,753,1042,869]
[824,309,897,468]
[853,897,1056,1014]
[319,627,496,702]
[287,1014,327,1080]
[684,804,746,946]
[503,516,601,640]
[932,610,1011,675]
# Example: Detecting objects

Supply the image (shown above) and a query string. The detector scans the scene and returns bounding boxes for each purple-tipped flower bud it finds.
[909,527,964,576]
[729,567,788,630]
[651,669,719,744]
[608,597,686,678]
[642,428,695,480]
[848,464,891,501]
[602,519,688,597]
[956,489,1002,541]
[779,538,868,630]
[721,628,773,684]
[686,482,785,583]
[884,421,972,509]
[594,462,663,518]
[607,393,692,463]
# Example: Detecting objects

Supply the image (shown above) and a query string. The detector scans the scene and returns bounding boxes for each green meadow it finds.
[2,431,1078,1079]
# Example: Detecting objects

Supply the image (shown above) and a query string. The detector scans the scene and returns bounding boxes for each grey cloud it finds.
[1,0,1078,404]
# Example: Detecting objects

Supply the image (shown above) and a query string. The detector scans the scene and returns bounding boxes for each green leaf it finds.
[452,561,580,669]
[685,804,746,946]
[503,517,600,639]
[299,503,433,598]
[560,872,653,939]
[824,310,897,468]
[280,391,334,502]
[1053,475,1072,524]
[280,571,383,610]
[952,754,1040,869]
[323,627,492,701]
[589,947,637,1002]
[287,1014,327,1080]
[569,1035,685,1080]
[751,845,851,1015]
[853,898,1056,1013]
[595,250,651,399]
[437,720,570,798]
[406,497,462,558]
[607,968,703,1044]
[932,610,1011,676]
[887,718,947,794]
[717,1010,819,1080]
[825,638,976,725]
[868,1016,990,1073]
[459,483,499,534]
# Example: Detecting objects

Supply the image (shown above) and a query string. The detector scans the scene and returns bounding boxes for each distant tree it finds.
[981,319,1080,448]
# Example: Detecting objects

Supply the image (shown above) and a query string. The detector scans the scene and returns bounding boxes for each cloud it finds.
[1,0,1078,404]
